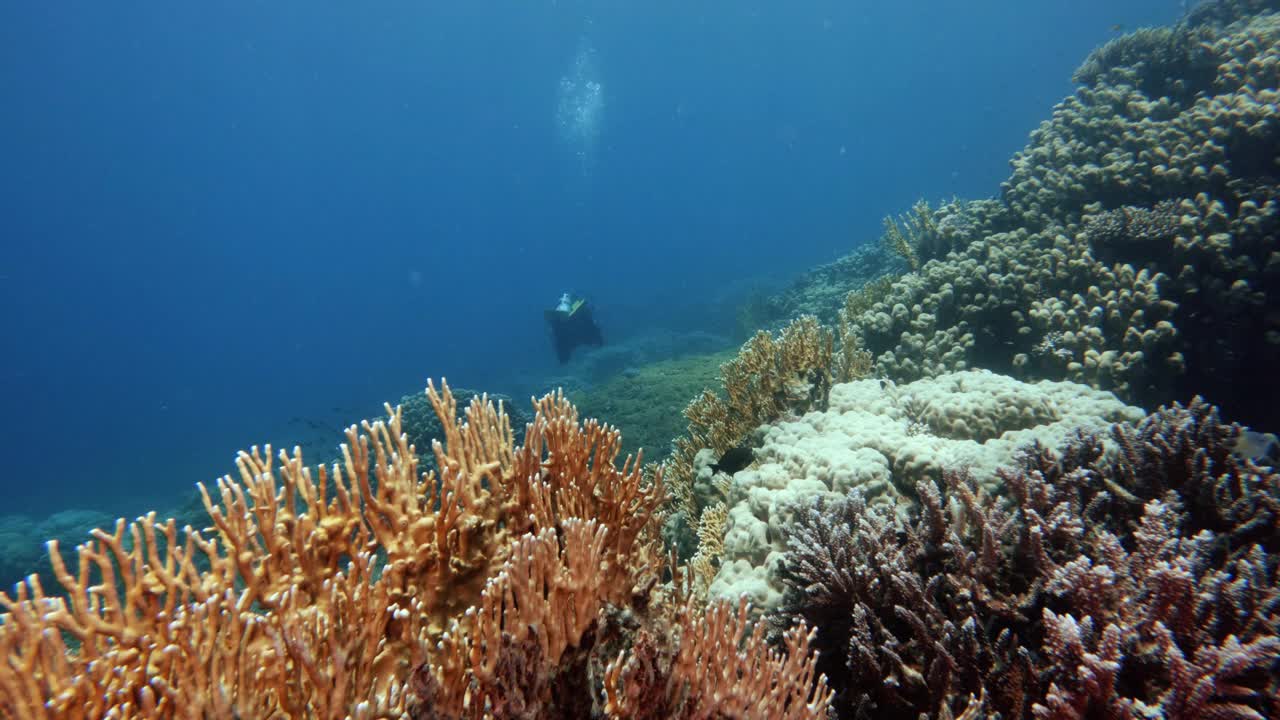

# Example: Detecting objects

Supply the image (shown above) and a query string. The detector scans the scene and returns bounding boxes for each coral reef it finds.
[567,350,734,467]
[881,199,1013,272]
[840,8,1280,428]
[738,244,908,331]
[0,383,830,719]
[665,316,839,519]
[5,5,1279,720]
[773,398,1280,719]
[707,370,1142,612]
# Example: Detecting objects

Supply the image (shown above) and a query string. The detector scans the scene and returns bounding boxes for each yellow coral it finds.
[882,199,944,271]
[665,316,834,508]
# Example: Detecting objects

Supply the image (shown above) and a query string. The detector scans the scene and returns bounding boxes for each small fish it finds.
[1234,429,1279,464]
[711,446,755,475]
[1110,23,1125,33]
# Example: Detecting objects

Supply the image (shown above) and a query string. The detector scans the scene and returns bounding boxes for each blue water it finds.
[1,1,1181,517]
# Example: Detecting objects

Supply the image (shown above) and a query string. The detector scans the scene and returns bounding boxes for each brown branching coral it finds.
[1106,396,1280,556]
[776,477,1039,719]
[603,596,833,720]
[881,199,947,272]
[773,399,1280,720]
[666,315,836,520]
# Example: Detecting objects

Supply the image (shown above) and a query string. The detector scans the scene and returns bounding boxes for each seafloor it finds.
[2,1,1279,718]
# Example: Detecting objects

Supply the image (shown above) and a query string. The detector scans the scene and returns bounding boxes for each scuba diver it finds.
[545,292,604,364]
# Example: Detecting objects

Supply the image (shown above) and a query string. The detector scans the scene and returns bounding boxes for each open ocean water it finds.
[0,1,1180,521]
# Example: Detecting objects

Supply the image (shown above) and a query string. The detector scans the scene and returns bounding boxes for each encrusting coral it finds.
[772,397,1280,719]
[706,370,1143,612]
[0,381,832,719]
[658,314,881,602]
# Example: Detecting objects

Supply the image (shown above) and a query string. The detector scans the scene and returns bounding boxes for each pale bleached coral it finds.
[665,316,835,525]
[706,370,1142,612]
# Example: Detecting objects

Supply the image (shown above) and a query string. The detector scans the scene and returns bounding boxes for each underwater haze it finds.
[0,0,1180,517]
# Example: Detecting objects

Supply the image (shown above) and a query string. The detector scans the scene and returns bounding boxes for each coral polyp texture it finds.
[772,397,1280,719]
[705,370,1143,611]
[842,6,1280,429]
[0,382,832,719]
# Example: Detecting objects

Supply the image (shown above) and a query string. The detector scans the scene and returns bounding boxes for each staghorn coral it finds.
[777,478,1037,719]
[1106,396,1280,556]
[602,596,833,720]
[665,315,836,524]
[414,519,613,719]
[0,381,832,719]
[772,397,1280,720]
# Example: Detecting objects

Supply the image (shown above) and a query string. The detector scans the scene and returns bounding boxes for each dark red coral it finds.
[774,399,1280,720]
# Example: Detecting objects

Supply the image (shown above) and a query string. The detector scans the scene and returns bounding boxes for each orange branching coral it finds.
[677,316,832,462]
[603,597,834,720]
[516,389,667,604]
[417,519,612,718]
[0,380,667,719]
[0,379,828,720]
